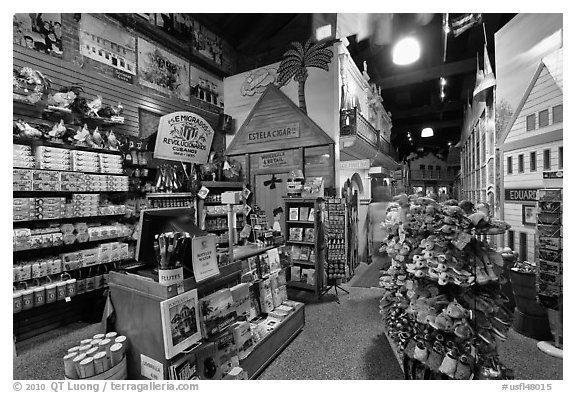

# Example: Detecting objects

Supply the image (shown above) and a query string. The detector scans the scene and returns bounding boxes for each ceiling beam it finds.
[376,58,477,89]
[392,101,464,120]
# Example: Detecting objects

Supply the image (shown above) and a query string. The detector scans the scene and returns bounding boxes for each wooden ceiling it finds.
[195,13,516,159]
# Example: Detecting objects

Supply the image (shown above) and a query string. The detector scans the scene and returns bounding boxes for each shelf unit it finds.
[197,181,245,248]
[283,197,325,299]
[12,111,131,341]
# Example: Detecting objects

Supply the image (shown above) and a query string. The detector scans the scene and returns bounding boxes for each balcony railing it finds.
[340,108,398,161]
[410,169,458,181]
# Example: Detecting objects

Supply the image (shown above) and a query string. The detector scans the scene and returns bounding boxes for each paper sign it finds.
[197,186,210,199]
[191,235,220,282]
[154,111,214,164]
[141,354,164,380]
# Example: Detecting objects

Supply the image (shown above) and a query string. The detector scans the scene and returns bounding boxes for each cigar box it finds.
[33,170,61,182]
[52,232,64,246]
[32,181,60,192]
[13,180,33,192]
[13,169,33,180]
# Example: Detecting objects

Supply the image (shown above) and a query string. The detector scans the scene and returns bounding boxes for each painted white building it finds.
[499,49,563,263]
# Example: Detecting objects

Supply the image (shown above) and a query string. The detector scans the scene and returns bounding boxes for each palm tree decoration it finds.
[276,38,334,114]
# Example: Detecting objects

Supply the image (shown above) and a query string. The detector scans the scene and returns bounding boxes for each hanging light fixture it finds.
[421,127,434,138]
[392,37,421,65]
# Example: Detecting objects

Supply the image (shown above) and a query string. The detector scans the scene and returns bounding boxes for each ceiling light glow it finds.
[421,127,434,138]
[392,37,421,65]
[440,77,446,86]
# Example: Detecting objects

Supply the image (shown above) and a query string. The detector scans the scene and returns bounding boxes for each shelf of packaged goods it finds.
[13,236,131,254]
[13,166,126,176]
[13,286,108,343]
[13,136,123,155]
[286,281,316,291]
[286,220,315,225]
[205,212,243,218]
[41,107,125,126]
[205,227,229,232]
[145,192,193,199]
[286,240,315,246]
[13,190,128,195]
[241,303,305,379]
[200,181,244,189]
[282,197,316,204]
[291,260,315,267]
[13,260,131,283]
[13,213,125,224]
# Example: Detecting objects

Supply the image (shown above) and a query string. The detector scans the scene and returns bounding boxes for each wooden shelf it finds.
[281,197,317,203]
[205,212,243,218]
[13,259,129,283]
[13,236,130,254]
[232,245,275,261]
[201,181,244,189]
[291,260,315,267]
[286,281,316,291]
[13,136,123,155]
[286,240,315,246]
[13,166,125,176]
[14,213,125,224]
[286,220,315,225]
[14,190,127,195]
[146,192,192,198]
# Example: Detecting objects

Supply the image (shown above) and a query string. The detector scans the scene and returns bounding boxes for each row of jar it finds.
[13,264,114,313]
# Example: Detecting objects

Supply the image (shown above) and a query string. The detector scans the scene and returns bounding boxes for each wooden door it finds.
[254,172,289,233]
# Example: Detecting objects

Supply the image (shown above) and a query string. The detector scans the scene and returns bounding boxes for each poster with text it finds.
[154,111,215,164]
[160,289,202,359]
[13,13,63,57]
[79,14,136,83]
[138,37,190,101]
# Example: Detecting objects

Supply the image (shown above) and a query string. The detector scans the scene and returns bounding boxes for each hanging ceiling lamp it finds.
[392,37,421,65]
[421,127,434,138]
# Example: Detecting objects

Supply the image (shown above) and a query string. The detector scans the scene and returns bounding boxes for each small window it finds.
[559,146,563,170]
[543,149,551,170]
[553,105,563,123]
[112,57,117,66]
[98,49,103,56]
[539,109,549,128]
[419,165,425,171]
[127,64,132,71]
[508,230,515,250]
[526,114,536,131]
[530,152,537,172]
[518,154,524,173]
[105,52,110,60]
[519,232,527,263]
[92,46,96,53]
[507,156,513,174]
[120,59,125,67]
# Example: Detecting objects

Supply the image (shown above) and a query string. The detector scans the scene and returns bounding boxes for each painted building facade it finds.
[499,49,563,263]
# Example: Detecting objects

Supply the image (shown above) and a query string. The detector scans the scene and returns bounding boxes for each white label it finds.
[158,267,184,286]
[141,354,164,380]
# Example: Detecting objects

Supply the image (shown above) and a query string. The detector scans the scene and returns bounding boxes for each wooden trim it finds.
[501,129,563,152]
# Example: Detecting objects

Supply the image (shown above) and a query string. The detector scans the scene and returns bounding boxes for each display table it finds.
[241,303,304,379]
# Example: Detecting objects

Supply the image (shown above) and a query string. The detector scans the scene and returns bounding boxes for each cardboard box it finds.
[13,180,33,191]
[32,181,59,192]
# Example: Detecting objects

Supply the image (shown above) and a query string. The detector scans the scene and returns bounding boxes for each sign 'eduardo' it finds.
[154,111,215,164]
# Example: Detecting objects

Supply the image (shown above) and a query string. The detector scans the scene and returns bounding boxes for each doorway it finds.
[254,172,290,233]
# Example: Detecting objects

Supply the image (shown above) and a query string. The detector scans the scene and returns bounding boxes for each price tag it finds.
[65,297,71,302]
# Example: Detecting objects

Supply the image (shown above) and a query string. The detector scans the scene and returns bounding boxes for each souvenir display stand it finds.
[284,197,325,299]
[535,188,563,358]
[378,195,515,380]
[109,206,303,379]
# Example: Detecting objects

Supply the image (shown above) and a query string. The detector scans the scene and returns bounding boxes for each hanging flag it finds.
[450,13,482,37]
[482,44,496,89]
[474,45,496,101]
[472,53,485,100]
